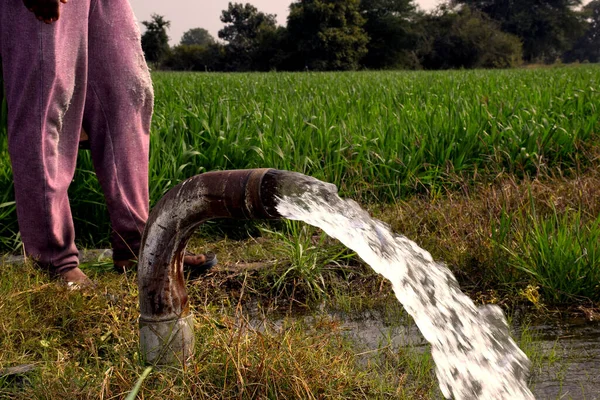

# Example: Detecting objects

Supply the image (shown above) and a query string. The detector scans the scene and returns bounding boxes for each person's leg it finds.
[83,0,153,263]
[0,0,91,281]
[84,0,217,272]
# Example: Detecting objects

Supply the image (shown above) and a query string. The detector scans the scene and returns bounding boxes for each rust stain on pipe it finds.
[138,168,323,364]
[139,169,280,318]
[138,168,286,365]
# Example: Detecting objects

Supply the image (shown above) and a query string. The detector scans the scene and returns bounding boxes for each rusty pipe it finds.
[138,168,326,365]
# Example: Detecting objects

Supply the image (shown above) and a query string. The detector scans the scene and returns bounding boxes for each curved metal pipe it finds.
[138,168,323,365]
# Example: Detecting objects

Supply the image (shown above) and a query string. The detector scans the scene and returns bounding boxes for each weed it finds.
[0,261,413,399]
[503,210,600,303]
[263,220,353,301]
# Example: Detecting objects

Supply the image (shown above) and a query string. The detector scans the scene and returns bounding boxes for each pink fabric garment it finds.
[0,0,153,273]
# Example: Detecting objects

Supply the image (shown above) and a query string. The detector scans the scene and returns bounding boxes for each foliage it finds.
[360,0,421,69]
[264,221,353,300]
[179,27,215,47]
[124,367,153,400]
[564,0,600,62]
[500,210,600,304]
[141,14,171,64]
[218,2,279,71]
[287,0,369,70]
[0,66,18,251]
[142,0,599,71]
[418,5,523,69]
[250,26,290,71]
[452,0,585,62]
[163,43,225,71]
[265,223,328,299]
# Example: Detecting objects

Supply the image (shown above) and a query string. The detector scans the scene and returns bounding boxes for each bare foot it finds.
[113,259,136,273]
[183,253,208,266]
[59,267,95,289]
[113,253,217,273]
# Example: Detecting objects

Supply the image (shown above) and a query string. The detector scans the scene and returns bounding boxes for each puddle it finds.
[525,318,600,400]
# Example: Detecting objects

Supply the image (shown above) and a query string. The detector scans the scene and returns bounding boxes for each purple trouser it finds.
[0,0,153,273]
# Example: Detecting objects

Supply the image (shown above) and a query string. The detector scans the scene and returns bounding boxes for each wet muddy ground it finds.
[527,318,600,399]
[342,312,600,399]
[262,307,600,400]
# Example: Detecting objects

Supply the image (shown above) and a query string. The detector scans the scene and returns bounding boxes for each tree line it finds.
[141,0,600,71]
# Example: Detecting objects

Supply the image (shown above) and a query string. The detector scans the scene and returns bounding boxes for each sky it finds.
[130,0,442,45]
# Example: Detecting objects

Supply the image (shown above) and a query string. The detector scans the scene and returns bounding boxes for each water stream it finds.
[275,176,534,399]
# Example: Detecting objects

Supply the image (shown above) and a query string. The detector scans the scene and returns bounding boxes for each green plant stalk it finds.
[124,366,153,400]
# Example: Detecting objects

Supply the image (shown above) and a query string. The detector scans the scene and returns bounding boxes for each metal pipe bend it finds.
[138,168,319,365]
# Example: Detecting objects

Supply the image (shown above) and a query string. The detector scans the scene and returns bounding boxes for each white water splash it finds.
[276,177,534,399]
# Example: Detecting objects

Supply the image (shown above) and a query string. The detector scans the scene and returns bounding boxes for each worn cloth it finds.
[0,0,153,273]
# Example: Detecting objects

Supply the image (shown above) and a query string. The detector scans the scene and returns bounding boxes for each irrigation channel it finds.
[524,318,600,399]
[275,175,534,399]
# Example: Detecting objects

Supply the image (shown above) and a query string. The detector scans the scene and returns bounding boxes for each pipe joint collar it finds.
[139,314,195,365]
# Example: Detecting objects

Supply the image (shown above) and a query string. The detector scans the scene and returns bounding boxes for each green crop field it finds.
[147,67,598,198]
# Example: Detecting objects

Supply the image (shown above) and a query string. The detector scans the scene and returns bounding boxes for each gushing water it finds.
[275,175,534,399]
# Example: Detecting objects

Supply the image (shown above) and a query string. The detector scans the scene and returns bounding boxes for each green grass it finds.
[0,261,438,399]
[147,67,598,196]
[262,220,355,300]
[2,66,600,399]
[497,208,600,304]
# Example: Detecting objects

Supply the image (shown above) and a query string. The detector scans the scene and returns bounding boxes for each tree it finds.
[564,0,600,62]
[163,43,225,71]
[180,28,215,47]
[452,0,585,62]
[141,14,171,64]
[287,0,369,71]
[417,5,522,69]
[218,2,278,70]
[251,26,290,71]
[360,0,420,69]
